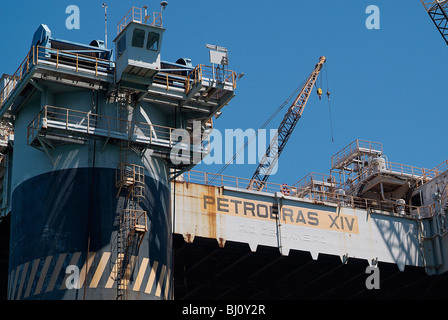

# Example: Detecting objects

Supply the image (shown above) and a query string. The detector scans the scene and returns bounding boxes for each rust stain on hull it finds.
[173,181,222,242]
[205,184,217,240]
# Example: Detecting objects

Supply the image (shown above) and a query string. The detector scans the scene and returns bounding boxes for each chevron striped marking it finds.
[8,251,171,300]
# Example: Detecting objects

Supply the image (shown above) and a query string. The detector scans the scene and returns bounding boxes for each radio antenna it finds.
[102,3,108,48]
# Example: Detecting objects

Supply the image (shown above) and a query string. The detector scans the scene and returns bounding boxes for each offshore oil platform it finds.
[1,2,448,300]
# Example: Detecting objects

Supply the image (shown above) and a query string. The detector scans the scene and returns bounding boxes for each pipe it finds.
[380,182,386,201]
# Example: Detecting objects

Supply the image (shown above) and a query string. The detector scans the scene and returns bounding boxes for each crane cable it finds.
[212,76,309,178]
[324,63,335,143]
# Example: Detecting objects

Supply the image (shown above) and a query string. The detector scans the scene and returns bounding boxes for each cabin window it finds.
[117,34,126,57]
[132,28,145,48]
[146,32,159,51]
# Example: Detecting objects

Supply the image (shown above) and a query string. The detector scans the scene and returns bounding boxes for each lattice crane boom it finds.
[248,56,326,191]
[420,0,448,45]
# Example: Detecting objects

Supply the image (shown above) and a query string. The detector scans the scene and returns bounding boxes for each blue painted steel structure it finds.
[2,6,237,300]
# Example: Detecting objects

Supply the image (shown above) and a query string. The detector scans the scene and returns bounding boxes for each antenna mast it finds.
[102,3,108,48]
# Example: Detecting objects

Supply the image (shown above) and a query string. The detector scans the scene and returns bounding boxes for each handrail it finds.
[331,139,383,169]
[122,209,147,232]
[1,45,235,112]
[27,105,211,153]
[36,46,115,76]
[422,159,448,181]
[199,65,237,88]
[117,7,143,34]
[0,45,116,111]
[293,172,337,189]
[385,161,429,178]
[117,7,163,35]
[153,64,237,94]
[116,163,145,189]
[335,158,434,192]
[0,46,35,109]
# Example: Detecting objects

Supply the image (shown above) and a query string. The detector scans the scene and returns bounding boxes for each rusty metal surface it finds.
[172,181,424,272]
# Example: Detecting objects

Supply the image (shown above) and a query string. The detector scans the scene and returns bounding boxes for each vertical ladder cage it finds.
[114,98,147,300]
[115,163,147,300]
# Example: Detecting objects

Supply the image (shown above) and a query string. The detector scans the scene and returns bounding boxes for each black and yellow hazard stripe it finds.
[8,251,172,300]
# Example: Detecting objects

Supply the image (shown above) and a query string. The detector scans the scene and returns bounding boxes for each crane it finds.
[420,0,448,45]
[247,56,327,191]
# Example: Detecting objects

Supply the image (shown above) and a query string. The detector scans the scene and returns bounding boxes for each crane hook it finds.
[317,88,323,100]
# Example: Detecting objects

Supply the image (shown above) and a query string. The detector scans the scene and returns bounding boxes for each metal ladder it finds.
[117,206,147,299]
[115,99,147,300]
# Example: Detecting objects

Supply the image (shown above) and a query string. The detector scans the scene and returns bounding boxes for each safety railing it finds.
[335,159,433,192]
[422,159,448,182]
[293,172,338,189]
[180,170,284,194]
[180,171,322,195]
[0,45,115,111]
[36,46,115,77]
[331,139,383,169]
[152,72,194,93]
[117,6,163,35]
[118,6,143,34]
[27,105,211,153]
[0,45,234,112]
[178,170,438,218]
[121,209,147,233]
[200,65,237,89]
[152,64,237,95]
[116,163,145,189]
[385,161,429,179]
[0,46,35,108]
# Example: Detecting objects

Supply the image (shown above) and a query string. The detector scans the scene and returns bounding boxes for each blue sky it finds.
[1,0,447,185]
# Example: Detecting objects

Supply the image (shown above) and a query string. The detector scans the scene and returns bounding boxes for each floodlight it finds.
[161,1,168,12]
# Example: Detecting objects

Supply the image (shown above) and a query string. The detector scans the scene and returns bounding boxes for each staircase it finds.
[115,98,147,300]
[116,208,147,298]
